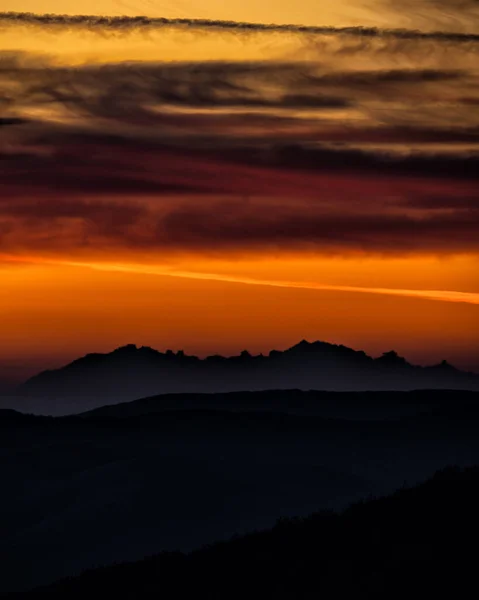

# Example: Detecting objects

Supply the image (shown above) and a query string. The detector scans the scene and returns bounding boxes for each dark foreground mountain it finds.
[1,388,479,593]
[16,466,479,598]
[12,340,479,415]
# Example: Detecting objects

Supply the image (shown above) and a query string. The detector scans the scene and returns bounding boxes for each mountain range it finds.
[8,340,479,415]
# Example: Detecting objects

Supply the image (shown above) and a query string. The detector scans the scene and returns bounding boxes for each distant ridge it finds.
[14,340,479,415]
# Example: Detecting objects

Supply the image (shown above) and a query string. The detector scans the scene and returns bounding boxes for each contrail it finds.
[1,11,479,42]
[83,263,479,305]
[3,254,479,305]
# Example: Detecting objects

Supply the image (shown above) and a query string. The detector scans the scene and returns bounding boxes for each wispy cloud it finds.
[3,254,478,305]
[376,0,479,33]
[2,11,479,41]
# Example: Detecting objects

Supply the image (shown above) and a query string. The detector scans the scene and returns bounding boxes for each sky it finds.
[0,0,478,381]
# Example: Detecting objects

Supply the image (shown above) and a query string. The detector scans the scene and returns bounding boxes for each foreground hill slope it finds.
[22,466,479,598]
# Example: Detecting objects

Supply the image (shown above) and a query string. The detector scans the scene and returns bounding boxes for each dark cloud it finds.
[0,58,356,117]
[298,125,479,144]
[0,129,478,257]
[0,117,26,126]
[0,150,212,196]
[2,57,476,132]
[379,0,479,33]
[2,129,479,204]
[2,11,479,42]
[225,143,479,181]
[398,195,479,209]
[1,191,478,256]
[0,197,146,223]
[461,97,479,105]
[1,155,477,260]
[156,203,479,253]
[314,68,465,85]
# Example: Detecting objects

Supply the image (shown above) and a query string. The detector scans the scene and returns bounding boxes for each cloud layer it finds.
[0,10,478,261]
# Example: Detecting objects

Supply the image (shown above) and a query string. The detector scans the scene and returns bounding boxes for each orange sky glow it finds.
[0,1,478,380]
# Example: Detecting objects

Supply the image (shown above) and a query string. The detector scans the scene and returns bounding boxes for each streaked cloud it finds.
[0,9,477,260]
[2,10,479,41]
[3,254,479,305]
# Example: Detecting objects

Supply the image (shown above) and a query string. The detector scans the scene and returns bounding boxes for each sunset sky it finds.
[0,0,478,383]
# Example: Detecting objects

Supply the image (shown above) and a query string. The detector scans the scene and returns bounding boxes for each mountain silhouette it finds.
[13,340,479,415]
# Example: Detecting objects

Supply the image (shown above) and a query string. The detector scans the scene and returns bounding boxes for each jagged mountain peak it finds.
[16,339,479,408]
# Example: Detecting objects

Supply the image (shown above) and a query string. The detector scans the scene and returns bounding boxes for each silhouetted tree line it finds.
[18,466,479,599]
